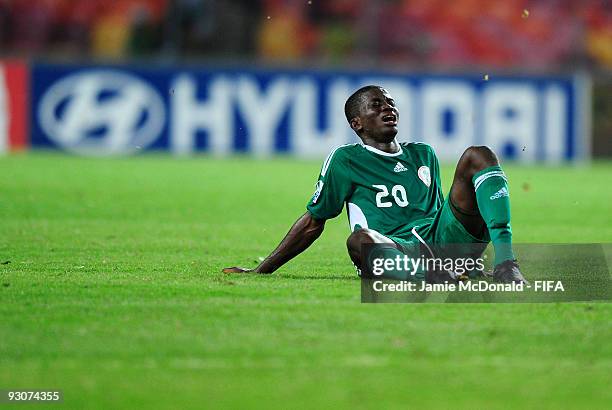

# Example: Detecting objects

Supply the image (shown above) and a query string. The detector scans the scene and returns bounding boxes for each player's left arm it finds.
[223,146,350,274]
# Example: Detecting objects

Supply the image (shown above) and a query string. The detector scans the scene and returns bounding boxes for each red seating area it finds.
[0,0,610,69]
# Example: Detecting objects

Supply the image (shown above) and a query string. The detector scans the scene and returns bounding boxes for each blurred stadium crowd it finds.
[0,0,610,70]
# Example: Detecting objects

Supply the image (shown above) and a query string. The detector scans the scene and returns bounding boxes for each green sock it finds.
[472,166,515,265]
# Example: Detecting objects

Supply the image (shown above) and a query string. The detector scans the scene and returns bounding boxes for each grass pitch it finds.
[0,153,611,409]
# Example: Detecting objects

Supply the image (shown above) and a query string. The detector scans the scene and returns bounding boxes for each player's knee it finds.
[462,145,499,173]
[346,228,379,251]
[347,228,387,257]
[346,228,383,266]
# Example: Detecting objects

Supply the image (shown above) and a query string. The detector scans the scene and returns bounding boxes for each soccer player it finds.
[223,85,527,283]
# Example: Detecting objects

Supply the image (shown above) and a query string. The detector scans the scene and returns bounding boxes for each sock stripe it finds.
[475,175,507,192]
[474,171,505,187]
[474,171,507,191]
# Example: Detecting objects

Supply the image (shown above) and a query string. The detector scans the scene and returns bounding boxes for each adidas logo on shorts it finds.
[394,162,408,172]
[490,187,509,200]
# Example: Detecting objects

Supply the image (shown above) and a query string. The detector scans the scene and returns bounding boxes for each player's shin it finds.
[472,166,515,266]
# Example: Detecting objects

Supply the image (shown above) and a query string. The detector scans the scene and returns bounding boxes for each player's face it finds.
[357,88,399,142]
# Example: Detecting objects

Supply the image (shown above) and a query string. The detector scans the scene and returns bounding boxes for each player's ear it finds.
[350,117,362,133]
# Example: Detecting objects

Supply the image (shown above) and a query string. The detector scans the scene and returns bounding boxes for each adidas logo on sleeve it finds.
[394,162,408,172]
[490,187,509,200]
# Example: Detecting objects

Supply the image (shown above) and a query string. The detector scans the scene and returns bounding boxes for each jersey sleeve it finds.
[430,146,444,203]
[306,149,353,220]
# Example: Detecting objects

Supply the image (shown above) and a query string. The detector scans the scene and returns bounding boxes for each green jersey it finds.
[306,142,444,239]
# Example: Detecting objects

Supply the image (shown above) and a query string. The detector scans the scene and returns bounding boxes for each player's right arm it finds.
[222,146,353,274]
[223,211,325,274]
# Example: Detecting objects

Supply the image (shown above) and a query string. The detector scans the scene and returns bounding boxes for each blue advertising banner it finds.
[31,63,589,161]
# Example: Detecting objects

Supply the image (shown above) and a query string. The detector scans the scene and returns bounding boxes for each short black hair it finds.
[344,85,381,123]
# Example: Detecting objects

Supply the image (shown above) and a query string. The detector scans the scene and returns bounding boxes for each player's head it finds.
[344,85,399,143]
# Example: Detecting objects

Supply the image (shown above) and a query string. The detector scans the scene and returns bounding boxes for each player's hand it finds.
[222,266,256,274]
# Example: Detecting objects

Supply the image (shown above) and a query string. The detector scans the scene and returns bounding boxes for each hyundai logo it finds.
[38,70,165,156]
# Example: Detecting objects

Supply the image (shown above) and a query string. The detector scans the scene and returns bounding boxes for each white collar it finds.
[362,144,403,157]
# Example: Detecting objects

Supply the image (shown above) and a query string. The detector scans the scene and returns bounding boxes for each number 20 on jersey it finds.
[372,185,409,208]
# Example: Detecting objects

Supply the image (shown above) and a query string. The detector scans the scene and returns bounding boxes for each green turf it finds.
[0,153,611,409]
